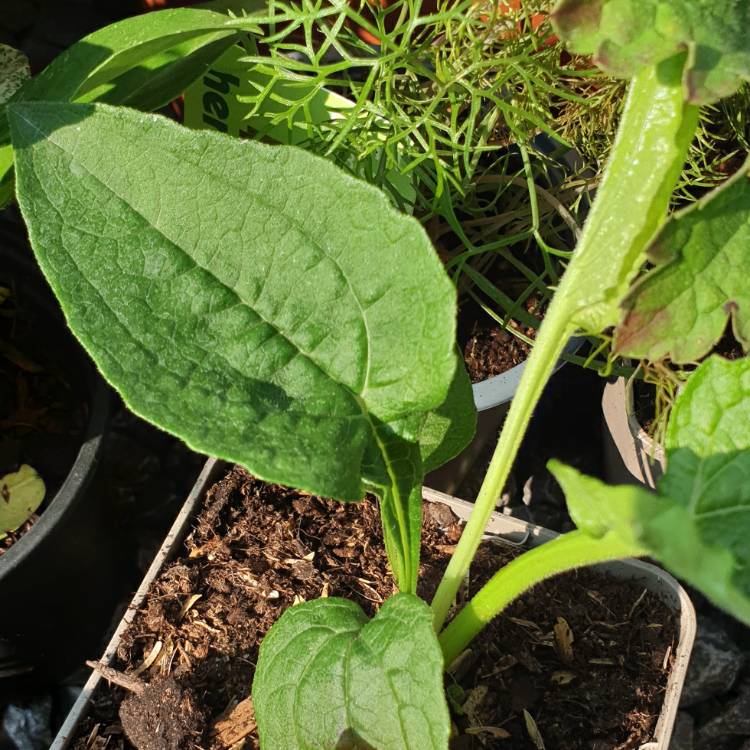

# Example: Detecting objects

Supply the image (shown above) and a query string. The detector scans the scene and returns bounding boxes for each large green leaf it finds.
[9,101,460,591]
[550,355,750,625]
[0,7,260,208]
[551,0,750,104]
[616,158,750,363]
[253,594,450,750]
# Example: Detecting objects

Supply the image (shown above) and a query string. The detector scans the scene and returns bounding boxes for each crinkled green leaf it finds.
[9,101,459,591]
[0,45,29,207]
[0,45,29,105]
[616,159,750,363]
[550,355,750,625]
[551,0,750,104]
[0,464,45,540]
[253,594,450,750]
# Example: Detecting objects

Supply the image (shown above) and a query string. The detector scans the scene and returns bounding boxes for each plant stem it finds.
[431,55,699,632]
[431,293,574,631]
[439,530,642,666]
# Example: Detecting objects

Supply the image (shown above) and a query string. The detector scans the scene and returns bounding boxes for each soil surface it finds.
[73,466,675,750]
[462,297,544,383]
[0,277,87,554]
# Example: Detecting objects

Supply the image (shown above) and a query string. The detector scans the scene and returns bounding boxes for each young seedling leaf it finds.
[8,8,255,106]
[551,0,750,104]
[253,594,450,750]
[550,355,750,625]
[615,159,750,363]
[9,101,464,591]
[0,45,29,105]
[0,464,45,540]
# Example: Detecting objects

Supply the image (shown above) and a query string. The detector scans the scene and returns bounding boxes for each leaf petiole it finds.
[439,530,643,666]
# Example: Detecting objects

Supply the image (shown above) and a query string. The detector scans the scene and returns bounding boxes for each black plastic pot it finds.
[0,226,113,689]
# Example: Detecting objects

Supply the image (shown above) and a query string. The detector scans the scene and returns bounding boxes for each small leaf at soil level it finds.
[0,45,29,105]
[8,101,469,590]
[550,355,750,625]
[616,159,750,363]
[0,464,45,540]
[253,593,450,750]
[551,0,750,104]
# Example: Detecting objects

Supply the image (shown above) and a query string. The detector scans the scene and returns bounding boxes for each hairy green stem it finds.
[431,294,574,631]
[431,54,699,632]
[439,530,642,666]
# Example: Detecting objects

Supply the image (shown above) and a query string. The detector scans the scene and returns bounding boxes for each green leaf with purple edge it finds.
[615,158,750,363]
[551,0,750,104]
[550,356,750,625]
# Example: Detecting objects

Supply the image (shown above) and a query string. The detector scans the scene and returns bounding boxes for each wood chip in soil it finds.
[71,466,676,750]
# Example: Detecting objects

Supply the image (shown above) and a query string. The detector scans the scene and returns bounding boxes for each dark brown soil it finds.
[633,380,657,436]
[634,324,747,437]
[453,545,675,749]
[713,323,746,361]
[0,281,87,553]
[72,466,675,750]
[462,297,544,383]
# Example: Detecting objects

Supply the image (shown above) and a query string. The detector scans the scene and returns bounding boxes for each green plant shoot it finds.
[6,1,750,747]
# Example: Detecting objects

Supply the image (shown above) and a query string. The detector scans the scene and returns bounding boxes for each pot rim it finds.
[0,251,111,581]
[51,458,695,750]
[473,334,585,411]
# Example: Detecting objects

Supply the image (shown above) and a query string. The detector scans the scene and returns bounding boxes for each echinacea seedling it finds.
[5,1,750,747]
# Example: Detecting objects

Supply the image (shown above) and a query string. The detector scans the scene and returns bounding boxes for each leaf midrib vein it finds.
[24,109,373,420]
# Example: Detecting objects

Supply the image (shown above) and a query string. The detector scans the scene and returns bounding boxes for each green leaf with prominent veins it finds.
[550,355,750,625]
[616,159,750,363]
[9,101,459,591]
[551,0,750,104]
[253,594,450,750]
